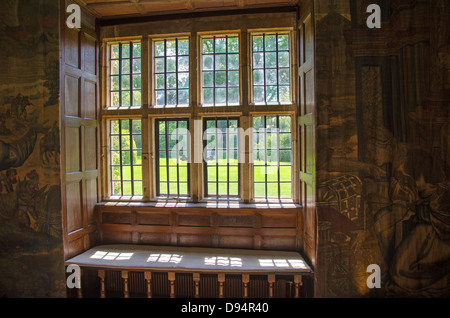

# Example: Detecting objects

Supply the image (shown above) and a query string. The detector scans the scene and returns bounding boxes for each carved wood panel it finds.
[95,205,301,252]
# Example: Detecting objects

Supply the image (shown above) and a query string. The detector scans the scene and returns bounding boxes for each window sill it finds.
[248,102,296,107]
[99,197,300,209]
[199,104,242,108]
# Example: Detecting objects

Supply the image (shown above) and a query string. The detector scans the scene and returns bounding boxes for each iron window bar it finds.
[109,41,141,109]
[203,117,240,199]
[253,115,292,200]
[201,35,239,106]
[155,118,190,198]
[154,38,189,108]
[110,119,143,197]
[251,33,290,105]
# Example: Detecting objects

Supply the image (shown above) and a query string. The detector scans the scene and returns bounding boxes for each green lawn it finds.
[253,161,292,198]
[114,157,292,198]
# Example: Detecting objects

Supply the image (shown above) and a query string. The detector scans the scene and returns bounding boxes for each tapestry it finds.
[0,0,65,297]
[315,0,450,297]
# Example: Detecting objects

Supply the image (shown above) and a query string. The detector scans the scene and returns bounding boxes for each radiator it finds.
[83,269,301,298]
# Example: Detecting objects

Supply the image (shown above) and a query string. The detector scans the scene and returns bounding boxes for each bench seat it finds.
[65,244,312,298]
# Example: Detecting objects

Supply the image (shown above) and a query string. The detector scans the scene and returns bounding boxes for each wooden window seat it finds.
[64,202,313,298]
[65,244,312,298]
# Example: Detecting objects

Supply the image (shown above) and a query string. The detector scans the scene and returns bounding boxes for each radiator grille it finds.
[105,270,122,297]
[129,271,146,297]
[199,274,218,298]
[224,274,243,298]
[84,269,303,298]
[249,275,269,298]
[175,273,195,298]
[152,272,170,298]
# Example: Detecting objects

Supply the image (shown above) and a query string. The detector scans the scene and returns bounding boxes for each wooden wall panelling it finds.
[298,0,317,267]
[95,205,301,252]
[61,0,100,259]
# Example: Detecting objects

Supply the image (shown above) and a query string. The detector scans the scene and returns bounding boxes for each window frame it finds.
[199,33,241,107]
[203,117,241,199]
[250,32,292,105]
[100,15,299,204]
[152,36,191,108]
[248,27,295,107]
[107,117,144,199]
[107,40,142,109]
[154,118,191,198]
[252,115,293,200]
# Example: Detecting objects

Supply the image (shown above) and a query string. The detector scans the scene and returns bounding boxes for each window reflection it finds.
[204,256,242,267]
[90,251,134,260]
[258,258,307,269]
[87,250,308,271]
[147,253,183,264]
[288,259,307,269]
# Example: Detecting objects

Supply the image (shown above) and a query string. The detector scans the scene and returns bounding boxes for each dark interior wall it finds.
[0,0,65,297]
[314,0,449,297]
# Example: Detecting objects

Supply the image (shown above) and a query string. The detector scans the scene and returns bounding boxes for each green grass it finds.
[253,161,292,198]
[113,157,292,198]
